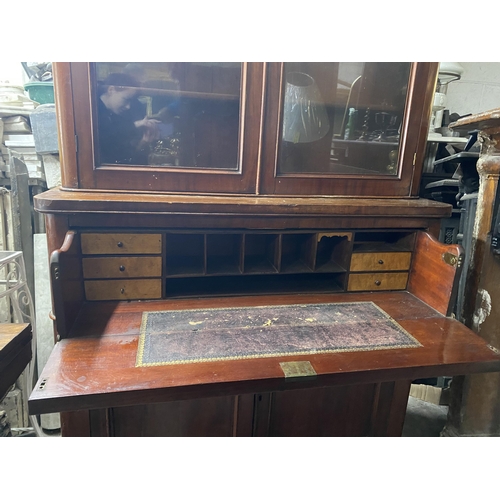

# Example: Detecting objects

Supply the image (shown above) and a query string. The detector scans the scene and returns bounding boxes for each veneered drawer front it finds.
[350,252,412,272]
[347,272,408,291]
[82,257,162,279]
[84,279,162,301]
[81,233,162,255]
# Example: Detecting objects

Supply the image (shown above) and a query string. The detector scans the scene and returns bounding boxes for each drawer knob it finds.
[378,259,384,265]
[120,288,125,294]
[119,265,125,272]
[117,241,123,248]
[375,280,381,286]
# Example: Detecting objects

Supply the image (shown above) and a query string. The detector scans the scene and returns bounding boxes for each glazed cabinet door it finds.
[55,62,437,197]
[56,62,264,193]
[259,62,438,197]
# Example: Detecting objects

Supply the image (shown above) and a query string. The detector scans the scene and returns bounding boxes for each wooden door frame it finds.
[259,62,438,197]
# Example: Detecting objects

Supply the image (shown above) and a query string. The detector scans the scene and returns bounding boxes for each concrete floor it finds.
[402,396,449,437]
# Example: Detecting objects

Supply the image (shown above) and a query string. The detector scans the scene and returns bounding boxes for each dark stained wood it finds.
[0,323,32,400]
[44,215,83,341]
[266,383,377,437]
[53,63,79,189]
[34,187,452,219]
[252,393,272,437]
[49,229,84,339]
[107,394,254,437]
[60,411,90,437]
[110,397,238,437]
[67,214,448,232]
[369,380,412,436]
[33,62,499,437]
[67,374,413,438]
[28,292,500,416]
[407,231,463,316]
[44,214,71,261]
[62,63,265,194]
[259,62,438,197]
[67,63,96,189]
[233,393,255,436]
[52,62,438,197]
[409,63,440,197]
[0,323,31,359]
[89,409,110,436]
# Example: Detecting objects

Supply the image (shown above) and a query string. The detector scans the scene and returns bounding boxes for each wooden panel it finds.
[347,272,408,291]
[350,252,412,272]
[34,187,453,220]
[60,411,90,437]
[369,380,411,437]
[0,323,31,357]
[63,62,264,194]
[0,324,32,399]
[82,256,162,279]
[53,63,79,188]
[259,62,438,197]
[89,409,111,437]
[407,231,463,316]
[81,233,162,255]
[47,224,84,340]
[29,293,500,416]
[266,384,376,436]
[111,397,237,437]
[84,279,162,300]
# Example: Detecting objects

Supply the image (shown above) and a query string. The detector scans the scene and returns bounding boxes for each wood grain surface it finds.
[350,252,412,272]
[28,292,500,415]
[408,231,463,315]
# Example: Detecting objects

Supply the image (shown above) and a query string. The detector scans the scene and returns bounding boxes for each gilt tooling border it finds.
[136,302,421,367]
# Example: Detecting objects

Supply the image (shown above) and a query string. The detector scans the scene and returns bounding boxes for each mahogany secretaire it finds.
[29,62,500,436]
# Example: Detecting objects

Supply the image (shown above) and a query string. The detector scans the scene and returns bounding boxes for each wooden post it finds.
[444,109,500,436]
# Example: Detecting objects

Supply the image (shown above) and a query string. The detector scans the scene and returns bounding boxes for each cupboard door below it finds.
[110,396,250,437]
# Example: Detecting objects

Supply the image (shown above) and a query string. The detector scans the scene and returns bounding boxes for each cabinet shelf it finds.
[332,139,399,147]
[108,85,240,102]
[353,231,415,253]
[279,260,314,274]
[165,273,345,299]
[314,261,346,273]
[159,230,352,298]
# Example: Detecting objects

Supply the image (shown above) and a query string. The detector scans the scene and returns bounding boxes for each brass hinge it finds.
[442,252,462,267]
[413,153,417,166]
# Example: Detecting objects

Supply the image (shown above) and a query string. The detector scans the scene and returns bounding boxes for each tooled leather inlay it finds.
[136,301,421,367]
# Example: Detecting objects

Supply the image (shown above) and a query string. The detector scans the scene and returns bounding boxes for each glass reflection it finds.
[278,62,411,176]
[94,62,242,169]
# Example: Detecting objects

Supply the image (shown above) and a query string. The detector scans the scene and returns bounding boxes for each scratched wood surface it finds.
[29,292,500,415]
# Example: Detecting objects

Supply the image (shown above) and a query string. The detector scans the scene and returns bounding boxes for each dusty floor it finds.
[402,396,449,437]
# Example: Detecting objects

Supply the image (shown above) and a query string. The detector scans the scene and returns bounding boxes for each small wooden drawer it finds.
[347,272,408,291]
[84,279,162,301]
[81,233,162,255]
[82,257,162,279]
[349,252,412,272]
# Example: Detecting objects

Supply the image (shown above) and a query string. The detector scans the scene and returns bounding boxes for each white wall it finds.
[0,62,28,86]
[446,62,500,116]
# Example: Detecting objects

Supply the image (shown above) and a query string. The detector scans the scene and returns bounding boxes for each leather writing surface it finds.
[137,301,421,366]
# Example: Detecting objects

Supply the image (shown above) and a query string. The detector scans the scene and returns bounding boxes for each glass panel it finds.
[278,62,412,176]
[93,62,242,169]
